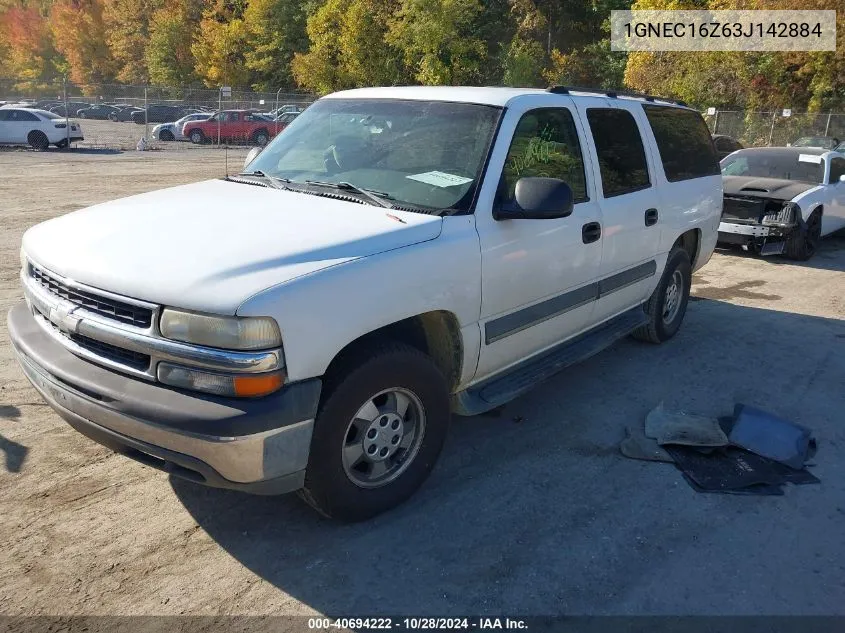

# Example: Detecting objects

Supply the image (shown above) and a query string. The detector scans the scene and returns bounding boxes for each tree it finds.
[243,0,310,90]
[386,0,488,85]
[103,0,163,84]
[50,0,116,86]
[146,3,201,86]
[192,0,252,88]
[0,4,60,90]
[291,0,354,94]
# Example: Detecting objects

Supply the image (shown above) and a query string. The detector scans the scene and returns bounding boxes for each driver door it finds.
[473,96,604,380]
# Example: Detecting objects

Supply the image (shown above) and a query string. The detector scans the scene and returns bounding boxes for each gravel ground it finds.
[1,148,844,617]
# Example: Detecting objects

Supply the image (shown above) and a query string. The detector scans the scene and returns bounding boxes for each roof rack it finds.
[546,85,687,107]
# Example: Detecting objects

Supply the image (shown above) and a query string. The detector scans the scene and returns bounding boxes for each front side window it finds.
[248,98,502,213]
[643,105,719,182]
[586,108,651,198]
[499,108,588,203]
[829,157,845,184]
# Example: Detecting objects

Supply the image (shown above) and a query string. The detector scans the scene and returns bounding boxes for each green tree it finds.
[192,0,252,88]
[243,0,310,90]
[146,3,201,86]
[103,0,163,83]
[387,0,488,85]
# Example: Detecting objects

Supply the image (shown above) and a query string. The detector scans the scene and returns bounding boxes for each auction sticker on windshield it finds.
[407,171,474,188]
[798,154,823,164]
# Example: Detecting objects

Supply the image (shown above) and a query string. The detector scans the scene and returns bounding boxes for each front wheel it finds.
[299,342,450,521]
[189,129,205,144]
[632,246,692,344]
[784,211,822,261]
[252,129,269,146]
[27,130,49,151]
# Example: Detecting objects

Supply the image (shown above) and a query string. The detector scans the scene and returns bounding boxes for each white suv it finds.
[0,108,83,150]
[9,86,721,520]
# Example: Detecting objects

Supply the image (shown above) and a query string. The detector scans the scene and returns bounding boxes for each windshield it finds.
[247,98,502,213]
[721,151,825,183]
[792,137,838,149]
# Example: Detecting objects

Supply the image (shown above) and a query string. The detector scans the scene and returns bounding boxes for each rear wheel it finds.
[299,342,450,521]
[27,130,49,151]
[252,129,270,146]
[632,246,692,344]
[784,211,822,261]
[189,129,205,144]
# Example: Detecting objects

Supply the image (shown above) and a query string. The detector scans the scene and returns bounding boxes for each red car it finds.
[184,110,279,146]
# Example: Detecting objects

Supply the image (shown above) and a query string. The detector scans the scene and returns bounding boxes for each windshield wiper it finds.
[304,180,395,209]
[235,170,290,190]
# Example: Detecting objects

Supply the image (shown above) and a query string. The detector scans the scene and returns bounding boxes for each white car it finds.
[10,86,721,520]
[0,108,83,150]
[151,112,212,141]
[719,147,845,260]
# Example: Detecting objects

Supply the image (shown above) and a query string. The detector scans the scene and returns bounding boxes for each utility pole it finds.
[824,112,832,137]
[768,111,777,146]
[218,88,222,146]
[274,86,284,136]
[144,86,149,140]
[63,75,69,147]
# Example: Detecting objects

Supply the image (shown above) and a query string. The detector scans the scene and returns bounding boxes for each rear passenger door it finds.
[576,102,662,323]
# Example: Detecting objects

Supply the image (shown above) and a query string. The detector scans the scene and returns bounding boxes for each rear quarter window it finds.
[643,106,719,182]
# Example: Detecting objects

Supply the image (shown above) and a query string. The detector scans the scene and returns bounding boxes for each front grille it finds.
[39,310,151,371]
[30,264,153,328]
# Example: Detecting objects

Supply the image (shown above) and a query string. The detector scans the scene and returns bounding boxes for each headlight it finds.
[159,308,281,350]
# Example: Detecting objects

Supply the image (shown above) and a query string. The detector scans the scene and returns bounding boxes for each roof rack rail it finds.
[546,85,686,107]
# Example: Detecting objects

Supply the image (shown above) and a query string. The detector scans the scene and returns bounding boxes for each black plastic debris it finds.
[665,445,820,496]
[728,404,817,470]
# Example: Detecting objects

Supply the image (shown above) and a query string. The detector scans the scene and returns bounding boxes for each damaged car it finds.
[718,147,845,260]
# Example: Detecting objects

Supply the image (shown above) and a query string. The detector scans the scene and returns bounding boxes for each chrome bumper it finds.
[21,265,283,382]
[9,302,319,493]
[718,221,772,237]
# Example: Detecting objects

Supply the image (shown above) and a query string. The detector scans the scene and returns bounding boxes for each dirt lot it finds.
[1,147,844,617]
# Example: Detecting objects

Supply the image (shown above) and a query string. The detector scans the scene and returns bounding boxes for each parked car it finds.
[108,105,143,122]
[151,113,212,141]
[718,147,845,259]
[48,102,90,117]
[0,108,83,150]
[132,104,185,124]
[712,134,744,159]
[834,141,845,154]
[77,104,119,120]
[790,136,840,150]
[10,86,721,520]
[184,109,277,145]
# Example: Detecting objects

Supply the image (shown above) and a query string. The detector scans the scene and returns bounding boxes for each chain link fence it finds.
[703,110,845,147]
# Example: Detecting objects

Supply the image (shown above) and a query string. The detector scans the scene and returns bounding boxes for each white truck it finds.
[9,86,722,520]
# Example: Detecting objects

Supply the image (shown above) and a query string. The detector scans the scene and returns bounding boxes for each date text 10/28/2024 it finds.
[308,618,529,630]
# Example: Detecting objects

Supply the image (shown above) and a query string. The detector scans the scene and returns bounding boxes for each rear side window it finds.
[643,105,719,182]
[586,108,650,198]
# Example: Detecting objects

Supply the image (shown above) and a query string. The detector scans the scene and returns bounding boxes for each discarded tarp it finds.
[620,403,819,495]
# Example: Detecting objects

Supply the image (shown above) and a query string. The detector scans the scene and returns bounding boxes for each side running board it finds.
[452,306,648,416]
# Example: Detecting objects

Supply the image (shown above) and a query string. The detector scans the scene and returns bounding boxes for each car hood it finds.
[23,179,443,314]
[722,176,819,201]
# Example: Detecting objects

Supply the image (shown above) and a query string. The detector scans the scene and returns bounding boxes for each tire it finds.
[252,129,269,147]
[159,130,175,141]
[784,211,822,261]
[189,129,205,144]
[632,246,692,344]
[55,139,69,149]
[299,341,450,521]
[27,130,49,152]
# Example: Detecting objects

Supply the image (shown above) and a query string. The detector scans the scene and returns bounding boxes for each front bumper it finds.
[717,220,796,244]
[8,302,321,494]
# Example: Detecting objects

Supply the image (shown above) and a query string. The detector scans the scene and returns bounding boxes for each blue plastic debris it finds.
[728,404,816,470]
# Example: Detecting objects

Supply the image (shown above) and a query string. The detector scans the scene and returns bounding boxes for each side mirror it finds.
[494,177,574,221]
[244,146,262,171]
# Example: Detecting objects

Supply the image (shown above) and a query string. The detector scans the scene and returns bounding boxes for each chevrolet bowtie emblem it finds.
[49,305,82,334]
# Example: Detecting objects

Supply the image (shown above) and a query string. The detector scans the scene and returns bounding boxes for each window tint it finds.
[643,106,720,182]
[500,108,587,203]
[0,111,8,121]
[586,108,650,197]
[830,157,845,184]
[8,110,39,122]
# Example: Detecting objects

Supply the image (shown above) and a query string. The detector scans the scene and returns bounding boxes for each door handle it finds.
[582,222,601,244]
[645,208,659,227]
